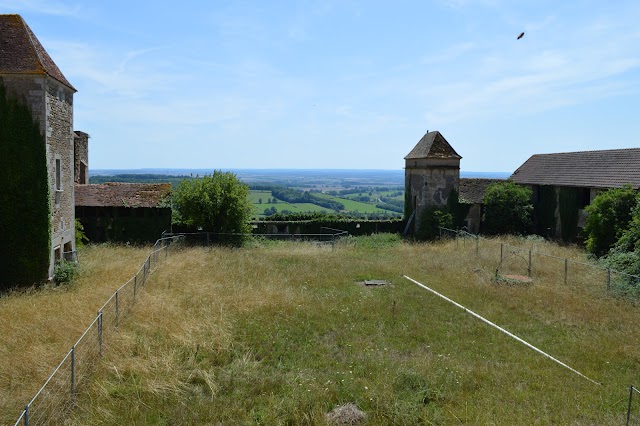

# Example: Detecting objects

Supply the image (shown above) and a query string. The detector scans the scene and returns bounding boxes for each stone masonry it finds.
[0,15,77,279]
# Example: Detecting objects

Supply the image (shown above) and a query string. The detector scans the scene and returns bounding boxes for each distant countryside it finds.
[88,169,508,219]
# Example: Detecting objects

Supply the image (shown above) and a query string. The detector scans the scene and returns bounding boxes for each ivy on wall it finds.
[0,81,51,288]
[534,185,557,238]
[447,189,471,229]
[558,187,580,242]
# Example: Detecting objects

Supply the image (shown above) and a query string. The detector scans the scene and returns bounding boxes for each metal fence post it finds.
[528,250,532,277]
[70,346,75,405]
[500,243,503,262]
[564,259,568,285]
[98,311,103,357]
[115,290,119,327]
[627,385,634,426]
[24,405,28,426]
[476,236,479,255]
[134,274,137,299]
[607,269,611,293]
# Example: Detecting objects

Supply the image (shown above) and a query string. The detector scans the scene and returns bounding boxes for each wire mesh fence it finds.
[438,227,640,297]
[13,235,184,426]
[163,228,350,246]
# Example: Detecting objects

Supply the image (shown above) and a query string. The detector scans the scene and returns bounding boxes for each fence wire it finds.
[439,227,640,297]
[13,235,184,426]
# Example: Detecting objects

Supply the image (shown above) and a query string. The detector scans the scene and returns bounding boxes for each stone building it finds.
[74,131,89,184]
[404,131,461,232]
[0,14,77,279]
[510,148,640,240]
[75,183,172,243]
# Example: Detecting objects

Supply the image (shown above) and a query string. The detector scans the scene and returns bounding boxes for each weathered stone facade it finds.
[74,131,89,184]
[2,75,77,277]
[404,131,461,233]
[1,15,77,279]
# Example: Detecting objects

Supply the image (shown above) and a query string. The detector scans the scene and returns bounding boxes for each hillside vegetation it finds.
[3,237,640,424]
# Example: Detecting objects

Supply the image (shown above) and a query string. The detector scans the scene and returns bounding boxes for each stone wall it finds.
[2,75,76,277]
[405,158,460,231]
[74,131,89,184]
[46,80,76,275]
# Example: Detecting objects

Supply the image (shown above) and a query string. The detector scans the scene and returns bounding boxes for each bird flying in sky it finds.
[517,32,525,40]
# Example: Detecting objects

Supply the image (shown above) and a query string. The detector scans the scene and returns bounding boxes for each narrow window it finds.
[55,158,61,191]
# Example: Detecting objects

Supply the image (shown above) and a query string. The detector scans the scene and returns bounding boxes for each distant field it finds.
[314,192,398,215]
[249,190,330,217]
[249,190,400,217]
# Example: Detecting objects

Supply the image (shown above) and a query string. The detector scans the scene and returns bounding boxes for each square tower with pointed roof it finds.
[0,14,77,279]
[404,131,461,232]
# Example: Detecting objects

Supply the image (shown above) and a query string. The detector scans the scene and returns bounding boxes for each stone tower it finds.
[404,131,461,232]
[0,14,77,278]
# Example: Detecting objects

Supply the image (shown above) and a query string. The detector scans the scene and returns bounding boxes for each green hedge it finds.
[0,81,51,288]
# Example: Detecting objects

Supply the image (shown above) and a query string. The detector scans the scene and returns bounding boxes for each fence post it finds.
[24,405,28,426]
[500,243,503,262]
[564,259,568,285]
[70,346,75,405]
[439,227,442,240]
[98,311,103,357]
[607,269,611,293]
[528,250,532,277]
[134,274,137,299]
[115,290,119,327]
[627,385,634,426]
[476,236,479,255]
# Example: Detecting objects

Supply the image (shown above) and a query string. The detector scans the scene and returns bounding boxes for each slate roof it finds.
[405,131,462,160]
[459,178,504,204]
[510,148,640,189]
[0,14,75,90]
[75,183,171,208]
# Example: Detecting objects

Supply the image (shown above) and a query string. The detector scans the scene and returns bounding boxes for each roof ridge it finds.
[532,147,640,157]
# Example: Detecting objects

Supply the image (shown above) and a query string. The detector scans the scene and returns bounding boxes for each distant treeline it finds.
[90,174,188,185]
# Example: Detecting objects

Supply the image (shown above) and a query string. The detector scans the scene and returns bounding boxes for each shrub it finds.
[482,181,532,235]
[53,259,77,284]
[416,208,453,240]
[172,171,252,235]
[583,185,638,256]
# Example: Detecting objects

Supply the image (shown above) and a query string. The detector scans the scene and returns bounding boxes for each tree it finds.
[172,171,252,234]
[482,181,532,235]
[583,185,638,256]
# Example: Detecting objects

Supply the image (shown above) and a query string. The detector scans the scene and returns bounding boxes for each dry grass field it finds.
[3,235,640,424]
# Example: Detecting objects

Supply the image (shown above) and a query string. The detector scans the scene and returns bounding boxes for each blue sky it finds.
[4,0,640,171]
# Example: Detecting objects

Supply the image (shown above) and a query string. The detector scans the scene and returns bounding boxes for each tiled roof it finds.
[0,14,75,90]
[510,148,640,189]
[405,131,462,160]
[459,178,504,204]
[75,183,171,208]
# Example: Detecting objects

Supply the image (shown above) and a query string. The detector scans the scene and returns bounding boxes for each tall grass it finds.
[0,245,152,424]
[3,236,640,424]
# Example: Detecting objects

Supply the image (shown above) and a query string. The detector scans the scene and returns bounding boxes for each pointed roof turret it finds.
[0,14,75,91]
[404,130,461,160]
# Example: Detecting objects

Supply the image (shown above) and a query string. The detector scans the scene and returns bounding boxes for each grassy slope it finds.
[9,237,633,424]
